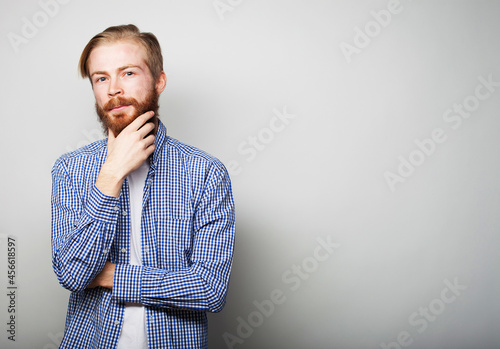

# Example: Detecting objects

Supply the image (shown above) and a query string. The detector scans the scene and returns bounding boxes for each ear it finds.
[155,71,167,95]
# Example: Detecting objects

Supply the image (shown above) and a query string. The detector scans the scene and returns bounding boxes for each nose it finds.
[107,79,123,97]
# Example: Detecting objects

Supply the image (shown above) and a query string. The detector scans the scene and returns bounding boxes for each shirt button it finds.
[113,206,119,212]
[103,250,108,254]
[120,248,127,253]
[114,320,120,326]
[122,210,127,216]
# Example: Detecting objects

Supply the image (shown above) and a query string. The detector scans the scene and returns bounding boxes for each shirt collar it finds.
[150,119,167,169]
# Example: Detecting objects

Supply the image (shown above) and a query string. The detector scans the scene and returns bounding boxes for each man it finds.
[51,24,235,349]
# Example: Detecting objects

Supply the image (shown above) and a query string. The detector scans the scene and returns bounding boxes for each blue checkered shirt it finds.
[51,121,235,348]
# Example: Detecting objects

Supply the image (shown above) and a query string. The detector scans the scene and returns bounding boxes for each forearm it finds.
[52,182,120,292]
[112,262,231,312]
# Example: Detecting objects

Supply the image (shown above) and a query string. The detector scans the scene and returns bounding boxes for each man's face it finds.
[88,41,163,136]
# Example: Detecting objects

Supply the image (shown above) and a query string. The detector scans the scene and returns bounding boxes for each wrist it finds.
[96,163,125,198]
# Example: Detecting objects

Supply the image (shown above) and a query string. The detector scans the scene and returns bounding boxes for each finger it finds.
[137,121,156,138]
[143,134,156,147]
[128,111,155,131]
[145,142,155,156]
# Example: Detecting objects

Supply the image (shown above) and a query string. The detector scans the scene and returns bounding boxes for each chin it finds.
[108,112,139,136]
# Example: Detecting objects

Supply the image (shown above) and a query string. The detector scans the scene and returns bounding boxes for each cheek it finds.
[133,79,155,96]
[93,89,107,108]
[131,87,149,102]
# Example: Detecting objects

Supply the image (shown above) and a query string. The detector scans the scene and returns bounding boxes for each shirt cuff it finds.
[85,185,121,223]
[112,264,143,304]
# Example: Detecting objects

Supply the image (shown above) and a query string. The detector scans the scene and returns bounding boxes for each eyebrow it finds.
[90,64,143,78]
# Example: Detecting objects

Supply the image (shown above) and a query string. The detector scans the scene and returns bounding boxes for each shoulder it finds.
[167,137,225,168]
[52,139,107,174]
[165,137,229,179]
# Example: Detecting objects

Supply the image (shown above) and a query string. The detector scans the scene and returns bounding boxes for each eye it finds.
[125,71,134,76]
[95,76,107,83]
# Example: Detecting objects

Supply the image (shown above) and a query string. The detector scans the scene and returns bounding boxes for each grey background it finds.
[1,0,499,348]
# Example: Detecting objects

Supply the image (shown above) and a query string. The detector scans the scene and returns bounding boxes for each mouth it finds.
[109,105,131,112]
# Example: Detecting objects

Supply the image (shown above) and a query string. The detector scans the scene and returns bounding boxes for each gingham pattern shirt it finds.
[51,121,235,349]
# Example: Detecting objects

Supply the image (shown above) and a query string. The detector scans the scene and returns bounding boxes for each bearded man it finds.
[51,24,235,349]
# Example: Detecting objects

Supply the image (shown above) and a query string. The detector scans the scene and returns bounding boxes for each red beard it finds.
[95,89,159,137]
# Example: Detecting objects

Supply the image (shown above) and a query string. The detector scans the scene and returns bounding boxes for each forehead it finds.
[88,40,148,74]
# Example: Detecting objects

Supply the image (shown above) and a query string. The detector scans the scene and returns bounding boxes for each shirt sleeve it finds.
[51,157,120,292]
[112,162,235,312]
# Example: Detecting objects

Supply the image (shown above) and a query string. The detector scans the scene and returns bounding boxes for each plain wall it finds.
[1,0,499,348]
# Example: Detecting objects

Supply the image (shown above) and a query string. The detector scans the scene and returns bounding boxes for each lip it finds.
[110,105,130,112]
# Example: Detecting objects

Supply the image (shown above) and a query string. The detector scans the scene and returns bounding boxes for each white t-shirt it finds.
[116,161,149,349]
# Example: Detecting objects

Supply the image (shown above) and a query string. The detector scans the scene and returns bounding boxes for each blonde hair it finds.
[79,24,163,81]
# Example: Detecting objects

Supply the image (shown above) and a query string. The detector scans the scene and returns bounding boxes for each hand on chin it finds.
[108,109,139,137]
